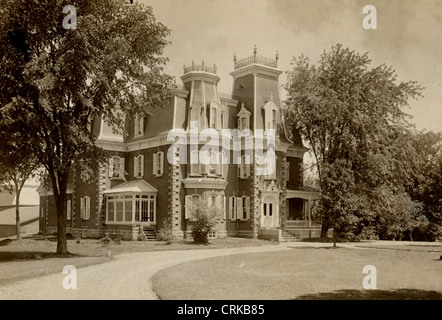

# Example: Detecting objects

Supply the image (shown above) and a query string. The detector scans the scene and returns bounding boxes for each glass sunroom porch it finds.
[103,180,157,225]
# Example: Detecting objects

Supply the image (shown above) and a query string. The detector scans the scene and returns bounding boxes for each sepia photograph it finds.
[0,0,441,307]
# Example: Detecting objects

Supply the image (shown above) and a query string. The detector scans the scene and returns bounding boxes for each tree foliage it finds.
[284,44,424,240]
[189,200,223,243]
[0,0,173,253]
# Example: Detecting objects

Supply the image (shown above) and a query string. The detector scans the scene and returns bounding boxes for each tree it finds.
[0,0,173,253]
[0,136,39,240]
[284,44,422,240]
[408,130,442,224]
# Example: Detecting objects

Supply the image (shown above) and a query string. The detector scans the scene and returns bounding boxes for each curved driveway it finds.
[0,242,305,300]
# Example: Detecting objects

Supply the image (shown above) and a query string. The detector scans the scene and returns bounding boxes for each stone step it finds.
[143,228,158,240]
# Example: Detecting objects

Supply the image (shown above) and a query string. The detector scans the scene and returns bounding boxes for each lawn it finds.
[152,245,442,300]
[0,236,276,286]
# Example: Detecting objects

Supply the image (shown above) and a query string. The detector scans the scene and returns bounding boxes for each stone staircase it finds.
[280,229,302,242]
[142,226,158,240]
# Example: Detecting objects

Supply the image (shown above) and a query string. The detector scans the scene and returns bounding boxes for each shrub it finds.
[98,234,112,245]
[189,200,223,244]
[412,222,442,242]
[157,217,173,244]
[112,235,122,245]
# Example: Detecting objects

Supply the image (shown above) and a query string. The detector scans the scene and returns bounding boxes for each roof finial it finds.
[202,60,204,66]
[253,45,257,62]
[269,94,274,102]
[275,51,279,66]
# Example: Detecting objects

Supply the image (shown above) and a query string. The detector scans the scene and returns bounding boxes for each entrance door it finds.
[261,196,279,229]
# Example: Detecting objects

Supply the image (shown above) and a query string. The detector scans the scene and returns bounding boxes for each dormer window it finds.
[189,101,205,130]
[210,101,222,130]
[134,115,144,137]
[237,103,251,132]
[263,95,279,132]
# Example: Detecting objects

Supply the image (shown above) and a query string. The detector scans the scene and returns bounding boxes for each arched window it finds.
[185,194,200,219]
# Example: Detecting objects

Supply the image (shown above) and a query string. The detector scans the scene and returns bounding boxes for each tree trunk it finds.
[55,187,68,254]
[15,189,21,241]
[321,217,329,238]
[50,172,69,254]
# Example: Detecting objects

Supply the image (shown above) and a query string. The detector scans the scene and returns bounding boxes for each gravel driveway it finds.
[0,243,296,300]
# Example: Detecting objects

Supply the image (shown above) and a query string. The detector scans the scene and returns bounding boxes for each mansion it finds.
[38,48,322,241]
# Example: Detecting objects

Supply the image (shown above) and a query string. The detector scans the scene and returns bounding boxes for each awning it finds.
[286,188,320,201]
[103,180,158,195]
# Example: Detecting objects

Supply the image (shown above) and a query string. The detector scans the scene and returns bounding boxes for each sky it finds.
[142,0,442,133]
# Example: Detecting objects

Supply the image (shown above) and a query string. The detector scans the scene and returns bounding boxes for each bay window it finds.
[106,193,156,224]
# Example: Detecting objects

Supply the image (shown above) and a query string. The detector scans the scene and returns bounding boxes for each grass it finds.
[152,245,442,300]
[0,235,276,286]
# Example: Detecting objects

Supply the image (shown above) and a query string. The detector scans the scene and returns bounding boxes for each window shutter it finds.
[134,157,137,178]
[141,155,145,177]
[86,196,90,219]
[245,197,250,220]
[285,162,289,181]
[159,151,164,175]
[246,164,250,177]
[185,195,192,219]
[210,107,215,128]
[108,158,113,178]
[216,107,222,130]
[80,197,84,219]
[67,200,71,220]
[236,197,242,220]
[120,158,125,178]
[229,197,233,220]
[153,153,157,176]
[216,195,221,209]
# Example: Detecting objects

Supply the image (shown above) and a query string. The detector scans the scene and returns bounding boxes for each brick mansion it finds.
[38,47,322,241]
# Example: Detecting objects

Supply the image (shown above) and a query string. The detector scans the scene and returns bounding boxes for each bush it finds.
[412,222,442,242]
[98,234,112,245]
[157,217,173,244]
[112,235,122,245]
[189,200,223,244]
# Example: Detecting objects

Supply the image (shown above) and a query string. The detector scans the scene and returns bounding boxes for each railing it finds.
[234,46,279,70]
[234,55,278,69]
[183,62,217,74]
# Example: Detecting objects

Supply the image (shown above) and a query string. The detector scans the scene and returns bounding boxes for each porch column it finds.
[308,199,312,228]
[132,196,135,223]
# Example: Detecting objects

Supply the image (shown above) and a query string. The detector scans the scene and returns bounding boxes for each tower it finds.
[230,46,282,131]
